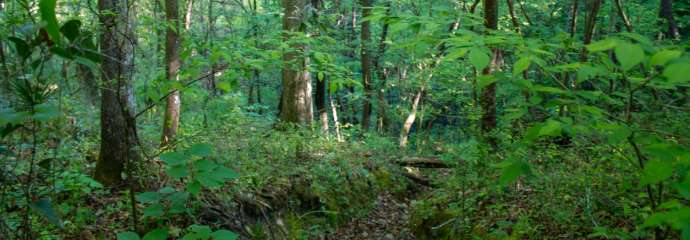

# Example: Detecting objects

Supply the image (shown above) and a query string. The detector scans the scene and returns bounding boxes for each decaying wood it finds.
[396,157,452,168]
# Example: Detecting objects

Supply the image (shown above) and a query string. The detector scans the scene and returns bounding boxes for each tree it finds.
[161,0,182,147]
[94,0,139,186]
[659,0,680,39]
[360,0,373,130]
[479,0,499,139]
[279,0,313,124]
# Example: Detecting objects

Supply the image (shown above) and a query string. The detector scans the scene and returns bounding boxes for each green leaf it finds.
[640,159,674,186]
[533,85,566,94]
[477,75,497,89]
[117,232,141,240]
[663,63,690,84]
[650,50,682,66]
[143,228,168,240]
[211,166,239,181]
[8,37,31,59]
[188,143,213,157]
[211,230,239,240]
[499,161,530,185]
[513,57,531,77]
[60,19,81,42]
[468,49,491,70]
[193,159,217,172]
[143,203,165,218]
[32,103,60,122]
[135,192,160,204]
[167,165,189,178]
[614,43,644,71]
[586,39,617,52]
[608,126,631,145]
[538,119,562,137]
[29,198,63,229]
[160,152,188,166]
[39,0,61,44]
[187,180,202,196]
[183,225,213,240]
[75,56,99,71]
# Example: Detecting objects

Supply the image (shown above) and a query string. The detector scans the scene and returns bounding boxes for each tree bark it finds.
[569,0,579,37]
[95,0,139,186]
[316,75,329,135]
[614,0,632,32]
[400,88,424,149]
[161,0,182,147]
[373,2,391,133]
[506,0,520,32]
[360,0,373,131]
[279,0,313,124]
[480,0,499,139]
[659,0,680,39]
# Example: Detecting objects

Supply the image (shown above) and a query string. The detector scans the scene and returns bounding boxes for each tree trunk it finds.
[400,88,424,148]
[316,75,329,136]
[569,0,579,37]
[0,0,10,94]
[95,0,139,186]
[360,0,373,131]
[161,0,182,147]
[184,0,194,31]
[373,2,391,133]
[659,0,680,39]
[506,0,520,32]
[280,0,313,124]
[480,0,499,138]
[614,0,632,32]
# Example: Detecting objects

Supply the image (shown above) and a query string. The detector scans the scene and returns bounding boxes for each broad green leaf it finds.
[183,225,213,240]
[533,85,566,94]
[614,43,644,71]
[211,230,239,240]
[513,57,531,77]
[650,50,682,66]
[39,0,61,44]
[468,49,491,70]
[663,63,690,84]
[586,39,617,52]
[608,126,632,145]
[143,228,168,240]
[60,19,81,42]
[32,103,60,122]
[187,180,202,196]
[477,75,497,89]
[167,165,189,178]
[117,232,141,240]
[30,198,63,229]
[499,161,530,185]
[640,159,674,186]
[135,192,160,204]
[538,119,562,137]
[8,37,31,59]
[188,143,213,157]
[160,152,187,166]
[193,159,217,172]
[75,57,98,71]
[211,166,239,181]
[143,203,165,218]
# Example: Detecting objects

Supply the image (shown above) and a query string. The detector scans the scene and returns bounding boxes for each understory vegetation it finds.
[1,0,690,239]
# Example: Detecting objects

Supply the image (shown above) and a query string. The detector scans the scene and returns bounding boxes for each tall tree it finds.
[480,0,499,138]
[659,0,680,39]
[360,0,373,130]
[94,0,139,186]
[161,0,182,147]
[279,0,313,124]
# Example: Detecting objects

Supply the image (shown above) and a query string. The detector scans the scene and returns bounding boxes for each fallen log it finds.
[400,171,435,187]
[396,157,452,168]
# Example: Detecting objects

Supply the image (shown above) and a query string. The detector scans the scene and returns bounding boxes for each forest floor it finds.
[328,192,415,240]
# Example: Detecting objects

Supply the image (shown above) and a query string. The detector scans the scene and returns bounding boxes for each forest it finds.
[1,0,690,239]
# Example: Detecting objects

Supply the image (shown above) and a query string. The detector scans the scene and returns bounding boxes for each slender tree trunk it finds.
[280,0,313,124]
[161,0,182,147]
[184,0,194,30]
[517,0,532,26]
[506,0,520,32]
[206,0,216,95]
[316,75,329,135]
[373,2,391,132]
[360,0,373,131]
[400,88,424,148]
[95,0,139,186]
[0,0,10,94]
[569,0,579,37]
[614,0,632,32]
[480,0,499,141]
[329,91,343,142]
[659,0,680,39]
